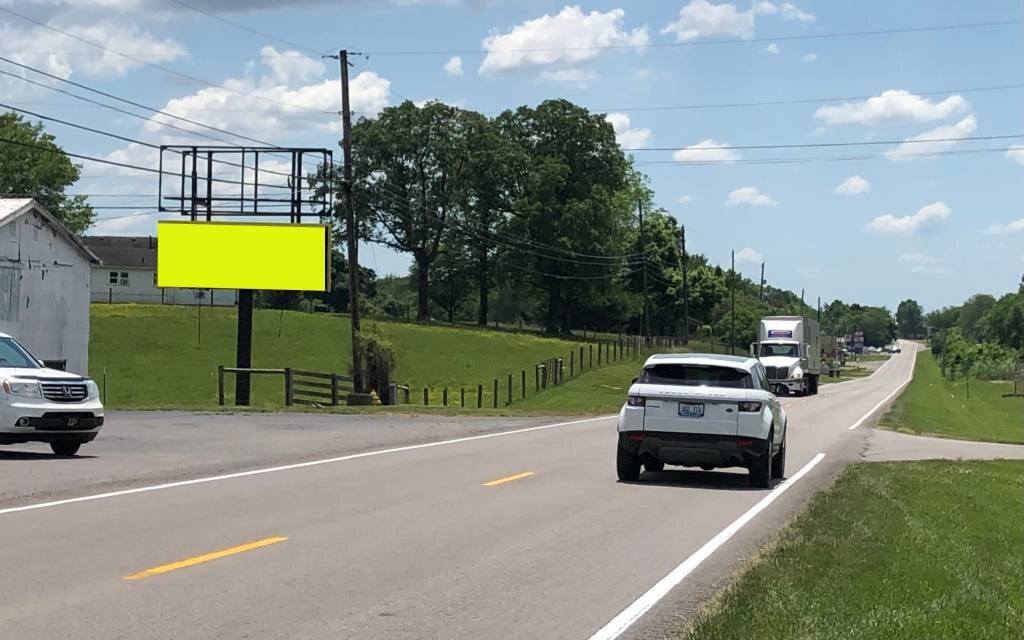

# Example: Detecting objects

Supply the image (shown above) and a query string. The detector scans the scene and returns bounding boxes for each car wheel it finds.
[617,446,642,482]
[771,434,786,479]
[748,431,772,488]
[50,441,81,457]
[644,459,664,473]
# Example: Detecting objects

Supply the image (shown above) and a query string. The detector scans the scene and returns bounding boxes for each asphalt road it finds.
[0,344,920,640]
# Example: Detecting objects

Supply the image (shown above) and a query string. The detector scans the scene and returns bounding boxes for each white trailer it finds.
[755,316,821,395]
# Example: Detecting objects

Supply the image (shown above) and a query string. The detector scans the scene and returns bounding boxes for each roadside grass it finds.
[881,350,1024,444]
[512,359,645,415]
[820,364,873,385]
[90,304,591,409]
[853,353,891,362]
[679,460,1024,640]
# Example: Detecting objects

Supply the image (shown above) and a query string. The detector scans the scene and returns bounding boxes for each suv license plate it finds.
[678,402,705,418]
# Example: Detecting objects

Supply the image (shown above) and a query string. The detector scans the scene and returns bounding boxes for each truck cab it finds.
[755,316,821,396]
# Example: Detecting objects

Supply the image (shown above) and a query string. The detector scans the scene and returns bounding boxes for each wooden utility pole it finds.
[759,261,765,301]
[730,249,736,355]
[679,226,689,343]
[817,296,821,323]
[336,49,364,394]
[639,199,650,344]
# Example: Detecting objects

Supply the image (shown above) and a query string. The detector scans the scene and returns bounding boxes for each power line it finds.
[164,0,326,57]
[633,146,1017,166]
[0,5,333,115]
[357,19,1021,56]
[624,132,1024,152]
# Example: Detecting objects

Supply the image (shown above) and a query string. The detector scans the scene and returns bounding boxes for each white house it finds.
[0,199,98,375]
[83,235,237,307]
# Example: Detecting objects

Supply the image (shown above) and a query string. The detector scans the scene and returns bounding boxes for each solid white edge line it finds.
[848,345,917,430]
[0,415,615,517]
[587,452,827,640]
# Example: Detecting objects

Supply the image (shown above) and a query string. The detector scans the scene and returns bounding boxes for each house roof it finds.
[0,198,100,264]
[81,235,157,269]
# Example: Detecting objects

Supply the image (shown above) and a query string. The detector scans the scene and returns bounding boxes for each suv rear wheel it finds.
[50,441,81,457]
[617,446,642,482]
[771,433,786,479]
[748,431,773,488]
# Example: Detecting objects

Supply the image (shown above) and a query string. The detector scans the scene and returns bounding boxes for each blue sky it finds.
[2,0,1022,311]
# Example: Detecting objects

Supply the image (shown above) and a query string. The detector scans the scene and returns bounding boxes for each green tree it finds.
[896,299,925,338]
[957,294,996,341]
[351,101,475,321]
[0,113,94,233]
[495,99,634,334]
[427,239,473,324]
[983,292,1024,350]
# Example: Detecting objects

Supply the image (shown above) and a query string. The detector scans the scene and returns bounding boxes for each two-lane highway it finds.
[0,344,918,639]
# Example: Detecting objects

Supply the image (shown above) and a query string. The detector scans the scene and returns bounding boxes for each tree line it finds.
[924,276,1024,379]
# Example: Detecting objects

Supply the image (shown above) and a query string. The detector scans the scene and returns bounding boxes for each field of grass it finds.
[680,460,1024,640]
[820,363,873,385]
[512,359,643,415]
[881,350,1024,444]
[90,304,593,409]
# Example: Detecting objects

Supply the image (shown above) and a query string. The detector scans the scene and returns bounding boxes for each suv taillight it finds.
[627,395,645,407]
[738,401,763,412]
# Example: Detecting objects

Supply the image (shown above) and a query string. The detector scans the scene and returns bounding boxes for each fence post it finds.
[589,344,594,369]
[557,358,564,384]
[535,364,541,392]
[218,365,225,406]
[493,379,498,408]
[284,368,293,406]
[461,387,466,408]
[570,351,575,377]
[507,373,512,406]
[108,287,112,304]
[330,373,339,406]
[598,342,603,366]
[521,370,527,399]
[477,384,483,408]
[443,387,449,407]
[579,346,584,371]
[423,387,429,406]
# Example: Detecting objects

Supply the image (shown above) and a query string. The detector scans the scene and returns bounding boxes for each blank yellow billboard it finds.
[157,221,330,291]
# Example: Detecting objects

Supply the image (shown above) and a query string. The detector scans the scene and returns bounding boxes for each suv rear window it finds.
[639,364,752,389]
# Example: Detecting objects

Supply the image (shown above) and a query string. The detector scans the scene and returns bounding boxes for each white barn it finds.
[0,199,98,375]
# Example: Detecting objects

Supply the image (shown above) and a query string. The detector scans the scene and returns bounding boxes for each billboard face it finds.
[157,221,330,292]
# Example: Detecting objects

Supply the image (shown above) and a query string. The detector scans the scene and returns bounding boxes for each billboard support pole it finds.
[235,290,254,406]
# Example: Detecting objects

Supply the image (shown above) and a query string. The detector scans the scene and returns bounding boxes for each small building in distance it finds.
[83,235,237,307]
[0,199,98,374]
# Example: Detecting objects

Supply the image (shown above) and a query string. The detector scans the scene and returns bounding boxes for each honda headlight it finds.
[85,380,100,401]
[791,368,804,380]
[3,380,42,398]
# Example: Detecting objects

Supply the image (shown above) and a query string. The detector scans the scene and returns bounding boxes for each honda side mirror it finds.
[631,377,638,385]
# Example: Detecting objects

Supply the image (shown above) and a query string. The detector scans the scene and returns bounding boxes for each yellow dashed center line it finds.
[124,536,288,580]
[482,471,535,487]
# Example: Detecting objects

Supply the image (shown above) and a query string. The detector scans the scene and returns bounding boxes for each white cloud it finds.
[663,0,777,42]
[536,67,597,87]
[898,253,936,264]
[443,56,464,76]
[814,90,969,126]
[735,247,764,264]
[260,46,324,85]
[1007,144,1024,165]
[865,201,952,234]
[885,115,977,161]
[143,52,390,141]
[605,112,652,148]
[677,195,694,205]
[802,52,817,63]
[764,43,779,54]
[672,138,740,163]
[0,20,186,97]
[987,218,1024,234]
[834,175,871,195]
[89,212,163,235]
[479,6,648,77]
[781,2,815,22]
[727,186,777,207]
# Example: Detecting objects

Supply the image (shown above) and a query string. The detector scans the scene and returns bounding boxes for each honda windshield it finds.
[0,337,41,369]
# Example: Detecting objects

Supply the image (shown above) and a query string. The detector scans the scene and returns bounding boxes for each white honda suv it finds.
[0,332,104,456]
[616,353,787,487]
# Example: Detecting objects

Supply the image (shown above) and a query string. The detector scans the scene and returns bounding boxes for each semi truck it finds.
[755,316,822,396]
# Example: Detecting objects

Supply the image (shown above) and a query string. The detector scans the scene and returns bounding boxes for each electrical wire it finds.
[164,0,327,57]
[624,133,1024,152]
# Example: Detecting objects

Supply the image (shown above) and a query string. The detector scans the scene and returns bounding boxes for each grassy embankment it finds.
[882,350,1024,444]
[679,460,1024,640]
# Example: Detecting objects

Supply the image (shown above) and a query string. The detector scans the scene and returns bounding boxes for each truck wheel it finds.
[50,441,81,457]
[644,459,664,473]
[748,432,773,488]
[617,446,642,482]
[771,435,786,479]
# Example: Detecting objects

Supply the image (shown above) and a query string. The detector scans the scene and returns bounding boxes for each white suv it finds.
[616,354,787,487]
[0,332,104,456]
